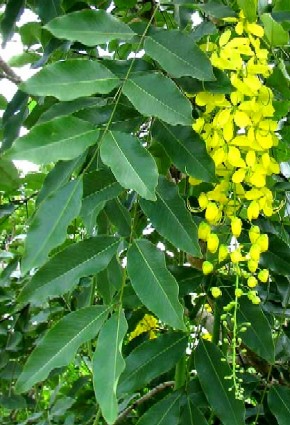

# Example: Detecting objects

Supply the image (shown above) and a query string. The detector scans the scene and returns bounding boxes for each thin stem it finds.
[83,6,159,174]
[232,269,239,395]
[0,56,22,85]
[212,303,221,345]
[92,407,102,425]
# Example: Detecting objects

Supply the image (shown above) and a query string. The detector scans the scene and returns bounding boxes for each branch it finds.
[114,381,174,424]
[0,55,22,85]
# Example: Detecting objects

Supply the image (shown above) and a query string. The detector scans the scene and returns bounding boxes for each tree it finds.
[0,0,290,423]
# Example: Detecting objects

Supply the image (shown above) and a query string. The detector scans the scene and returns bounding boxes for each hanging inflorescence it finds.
[190,12,281,303]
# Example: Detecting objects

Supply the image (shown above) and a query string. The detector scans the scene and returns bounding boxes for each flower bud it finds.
[248,260,258,273]
[247,276,258,288]
[198,222,211,241]
[218,244,228,262]
[249,244,261,261]
[205,202,219,224]
[207,233,219,253]
[231,217,242,238]
[211,287,222,298]
[258,269,269,283]
[256,234,268,252]
[247,200,260,221]
[202,261,214,275]
[249,226,260,244]
[198,193,208,210]
[230,249,243,263]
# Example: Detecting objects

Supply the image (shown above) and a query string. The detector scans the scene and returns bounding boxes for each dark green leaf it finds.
[195,340,245,425]
[0,160,19,192]
[18,237,120,304]
[123,73,192,126]
[45,9,135,45]
[118,332,187,396]
[93,310,127,425]
[37,0,62,23]
[0,0,25,45]
[268,385,290,425]
[21,178,83,274]
[152,121,215,182]
[197,3,236,19]
[21,59,119,101]
[100,131,158,201]
[180,398,209,425]
[140,177,201,257]
[36,155,86,205]
[4,116,98,164]
[127,239,185,330]
[81,169,122,220]
[137,391,182,425]
[237,298,274,364]
[144,30,214,80]
[15,306,109,393]
[104,199,131,237]
[260,235,290,275]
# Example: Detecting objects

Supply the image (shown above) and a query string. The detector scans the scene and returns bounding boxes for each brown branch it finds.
[0,55,22,85]
[114,381,174,424]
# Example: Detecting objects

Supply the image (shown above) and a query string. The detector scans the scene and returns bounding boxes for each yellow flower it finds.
[232,168,246,183]
[202,332,212,341]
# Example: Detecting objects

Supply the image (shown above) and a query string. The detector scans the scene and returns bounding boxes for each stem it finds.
[92,407,102,425]
[174,355,186,390]
[232,269,239,395]
[212,303,221,345]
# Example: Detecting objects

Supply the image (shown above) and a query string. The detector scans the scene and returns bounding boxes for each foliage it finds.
[0,0,290,424]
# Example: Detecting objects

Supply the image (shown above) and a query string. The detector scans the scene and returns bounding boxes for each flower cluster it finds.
[190,13,280,301]
[128,314,159,341]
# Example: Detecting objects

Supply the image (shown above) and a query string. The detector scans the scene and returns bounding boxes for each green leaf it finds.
[118,332,187,396]
[18,237,120,304]
[137,391,182,425]
[45,9,135,46]
[100,131,158,201]
[123,73,192,126]
[21,178,83,275]
[140,177,201,257]
[195,340,245,425]
[81,169,122,219]
[105,199,131,237]
[0,159,19,192]
[4,116,98,164]
[180,398,209,425]
[237,0,257,22]
[8,52,40,67]
[237,297,274,364]
[15,306,109,393]
[20,59,119,101]
[144,30,214,80]
[93,310,127,425]
[268,385,290,425]
[0,0,25,45]
[37,0,62,23]
[127,239,185,330]
[260,235,290,275]
[37,155,86,205]
[197,3,236,19]
[152,121,215,182]
[261,13,289,46]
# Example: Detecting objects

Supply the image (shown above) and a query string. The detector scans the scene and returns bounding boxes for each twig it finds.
[114,381,174,424]
[0,55,22,85]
